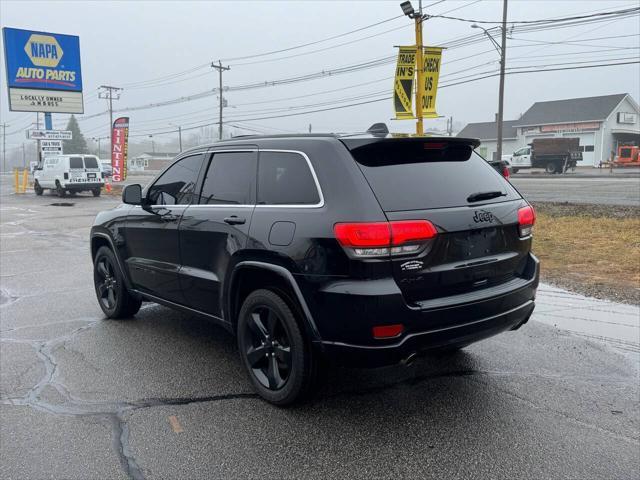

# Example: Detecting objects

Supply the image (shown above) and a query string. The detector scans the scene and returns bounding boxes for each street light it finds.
[169,123,183,152]
[400,1,415,17]
[148,135,155,154]
[471,0,508,161]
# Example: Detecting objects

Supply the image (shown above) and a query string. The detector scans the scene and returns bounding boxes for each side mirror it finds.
[122,184,143,205]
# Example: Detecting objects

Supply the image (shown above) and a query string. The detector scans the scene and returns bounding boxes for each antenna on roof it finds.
[366,123,389,137]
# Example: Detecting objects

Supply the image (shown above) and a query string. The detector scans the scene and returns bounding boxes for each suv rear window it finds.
[349,140,519,211]
[84,157,99,169]
[69,157,84,169]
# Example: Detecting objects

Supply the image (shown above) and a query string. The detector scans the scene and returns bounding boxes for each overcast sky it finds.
[1,0,639,152]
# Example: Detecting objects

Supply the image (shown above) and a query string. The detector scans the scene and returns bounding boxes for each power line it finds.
[426,6,639,25]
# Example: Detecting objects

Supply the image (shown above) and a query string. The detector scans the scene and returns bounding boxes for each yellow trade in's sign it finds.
[420,47,443,118]
[393,46,416,119]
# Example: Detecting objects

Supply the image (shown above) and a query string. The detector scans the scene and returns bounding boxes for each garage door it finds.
[563,132,596,166]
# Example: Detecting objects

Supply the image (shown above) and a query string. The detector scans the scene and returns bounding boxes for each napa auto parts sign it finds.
[2,27,83,113]
[111,117,130,182]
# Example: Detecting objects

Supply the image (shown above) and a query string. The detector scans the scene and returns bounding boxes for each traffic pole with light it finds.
[400,1,426,136]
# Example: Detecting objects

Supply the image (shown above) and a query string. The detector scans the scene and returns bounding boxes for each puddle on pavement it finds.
[49,203,75,207]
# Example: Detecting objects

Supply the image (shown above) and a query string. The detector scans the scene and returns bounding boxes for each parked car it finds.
[510,138,581,174]
[90,129,539,405]
[100,160,113,177]
[34,154,105,197]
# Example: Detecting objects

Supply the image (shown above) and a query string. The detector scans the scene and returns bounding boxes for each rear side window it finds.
[84,157,99,169]
[69,157,83,169]
[147,154,203,205]
[258,151,320,205]
[199,152,257,205]
[350,141,519,211]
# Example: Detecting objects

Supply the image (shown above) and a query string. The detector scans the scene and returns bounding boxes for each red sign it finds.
[111,117,129,182]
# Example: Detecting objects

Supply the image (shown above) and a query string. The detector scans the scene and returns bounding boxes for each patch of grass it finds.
[533,210,640,293]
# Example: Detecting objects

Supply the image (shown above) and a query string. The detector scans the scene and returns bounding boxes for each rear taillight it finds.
[502,166,510,179]
[518,205,536,237]
[334,220,437,258]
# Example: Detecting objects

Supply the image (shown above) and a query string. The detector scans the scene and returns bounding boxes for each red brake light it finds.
[372,324,404,339]
[502,166,510,179]
[390,220,438,245]
[334,220,437,257]
[518,205,536,237]
[333,222,390,247]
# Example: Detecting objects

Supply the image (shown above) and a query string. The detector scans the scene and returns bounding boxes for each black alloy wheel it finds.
[92,246,141,319]
[238,289,321,405]
[95,255,118,311]
[243,304,292,390]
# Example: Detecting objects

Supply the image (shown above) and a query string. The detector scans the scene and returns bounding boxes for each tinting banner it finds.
[111,117,129,182]
[393,46,416,120]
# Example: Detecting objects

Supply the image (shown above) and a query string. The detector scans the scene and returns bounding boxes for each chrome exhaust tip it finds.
[402,352,418,367]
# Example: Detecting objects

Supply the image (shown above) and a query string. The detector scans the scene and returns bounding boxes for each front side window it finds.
[258,151,320,205]
[199,152,257,205]
[147,154,203,205]
[514,147,529,156]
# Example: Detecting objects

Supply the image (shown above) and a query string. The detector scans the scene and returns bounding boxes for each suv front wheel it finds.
[93,246,142,319]
[237,289,319,405]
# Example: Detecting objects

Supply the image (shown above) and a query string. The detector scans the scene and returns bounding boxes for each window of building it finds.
[584,145,595,152]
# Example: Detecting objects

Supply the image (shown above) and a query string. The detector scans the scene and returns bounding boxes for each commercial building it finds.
[458,93,640,166]
[129,152,178,172]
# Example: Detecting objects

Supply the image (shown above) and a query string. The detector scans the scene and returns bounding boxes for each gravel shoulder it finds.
[531,201,640,305]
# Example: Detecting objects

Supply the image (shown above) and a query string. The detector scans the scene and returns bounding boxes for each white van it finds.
[34,154,105,197]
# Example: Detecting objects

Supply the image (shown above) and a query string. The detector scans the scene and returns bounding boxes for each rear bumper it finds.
[322,299,534,367]
[309,253,539,367]
[63,182,103,191]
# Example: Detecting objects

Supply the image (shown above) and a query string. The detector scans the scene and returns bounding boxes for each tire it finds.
[511,168,519,174]
[34,181,43,196]
[92,188,101,197]
[55,181,66,198]
[237,289,320,406]
[545,162,558,174]
[93,246,142,319]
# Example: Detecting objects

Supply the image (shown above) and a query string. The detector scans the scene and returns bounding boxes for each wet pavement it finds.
[1,184,639,479]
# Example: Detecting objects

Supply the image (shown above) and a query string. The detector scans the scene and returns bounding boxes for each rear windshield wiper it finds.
[467,191,506,203]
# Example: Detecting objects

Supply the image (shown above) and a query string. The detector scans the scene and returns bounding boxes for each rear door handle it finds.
[224,216,246,225]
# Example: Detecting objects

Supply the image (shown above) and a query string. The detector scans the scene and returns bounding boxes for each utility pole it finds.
[178,126,182,152]
[1,123,7,174]
[472,0,507,161]
[98,85,122,158]
[496,0,508,161]
[211,61,230,140]
[22,143,26,168]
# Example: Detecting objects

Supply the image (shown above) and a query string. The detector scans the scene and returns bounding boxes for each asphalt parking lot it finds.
[1,183,639,479]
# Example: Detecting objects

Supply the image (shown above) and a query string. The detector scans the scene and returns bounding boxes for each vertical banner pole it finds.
[44,113,52,131]
[415,16,424,136]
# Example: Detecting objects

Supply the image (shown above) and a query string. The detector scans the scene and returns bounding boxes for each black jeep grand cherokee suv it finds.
[90,132,539,405]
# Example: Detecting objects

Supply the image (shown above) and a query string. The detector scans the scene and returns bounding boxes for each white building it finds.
[459,93,640,166]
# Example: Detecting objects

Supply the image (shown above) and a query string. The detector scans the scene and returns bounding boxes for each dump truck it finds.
[510,137,582,174]
[615,145,640,166]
